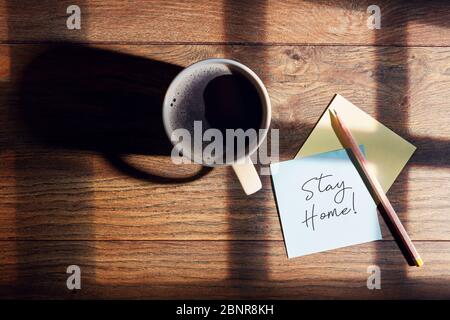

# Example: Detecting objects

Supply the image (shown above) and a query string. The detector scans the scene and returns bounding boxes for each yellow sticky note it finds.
[295,94,416,192]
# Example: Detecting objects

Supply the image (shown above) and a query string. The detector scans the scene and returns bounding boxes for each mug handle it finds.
[232,162,262,195]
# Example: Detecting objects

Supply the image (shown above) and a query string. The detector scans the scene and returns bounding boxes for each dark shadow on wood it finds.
[2,19,212,298]
[374,1,411,295]
[224,0,271,298]
[1,0,450,299]
[5,0,93,299]
[16,45,212,183]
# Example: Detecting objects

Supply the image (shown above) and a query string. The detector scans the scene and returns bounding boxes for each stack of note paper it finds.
[270,94,416,259]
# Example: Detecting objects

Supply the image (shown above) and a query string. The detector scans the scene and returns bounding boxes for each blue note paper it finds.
[270,147,382,258]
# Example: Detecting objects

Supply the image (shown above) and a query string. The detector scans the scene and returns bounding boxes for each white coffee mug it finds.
[162,58,271,195]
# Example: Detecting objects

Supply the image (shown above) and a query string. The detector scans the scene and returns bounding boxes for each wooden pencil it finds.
[329,109,423,267]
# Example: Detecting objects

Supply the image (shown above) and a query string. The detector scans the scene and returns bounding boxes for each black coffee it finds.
[203,73,263,134]
[165,63,264,163]
[167,65,263,134]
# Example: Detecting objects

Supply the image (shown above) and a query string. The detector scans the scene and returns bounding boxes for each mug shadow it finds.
[17,44,213,183]
[6,44,215,298]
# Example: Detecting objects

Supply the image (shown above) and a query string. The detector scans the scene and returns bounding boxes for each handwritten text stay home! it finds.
[300,173,357,231]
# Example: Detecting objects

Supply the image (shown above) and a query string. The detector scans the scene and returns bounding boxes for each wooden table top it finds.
[0,0,449,299]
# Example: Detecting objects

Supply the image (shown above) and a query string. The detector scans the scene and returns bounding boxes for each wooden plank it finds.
[0,44,449,241]
[0,240,449,299]
[1,1,450,45]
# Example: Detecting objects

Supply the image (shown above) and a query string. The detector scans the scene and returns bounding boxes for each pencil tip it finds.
[416,258,424,267]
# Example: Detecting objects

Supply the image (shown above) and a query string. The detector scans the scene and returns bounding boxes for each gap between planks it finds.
[1,41,450,48]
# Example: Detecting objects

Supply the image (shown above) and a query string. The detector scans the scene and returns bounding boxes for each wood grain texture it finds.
[0,44,449,241]
[0,1,450,45]
[0,240,449,299]
[0,0,450,299]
